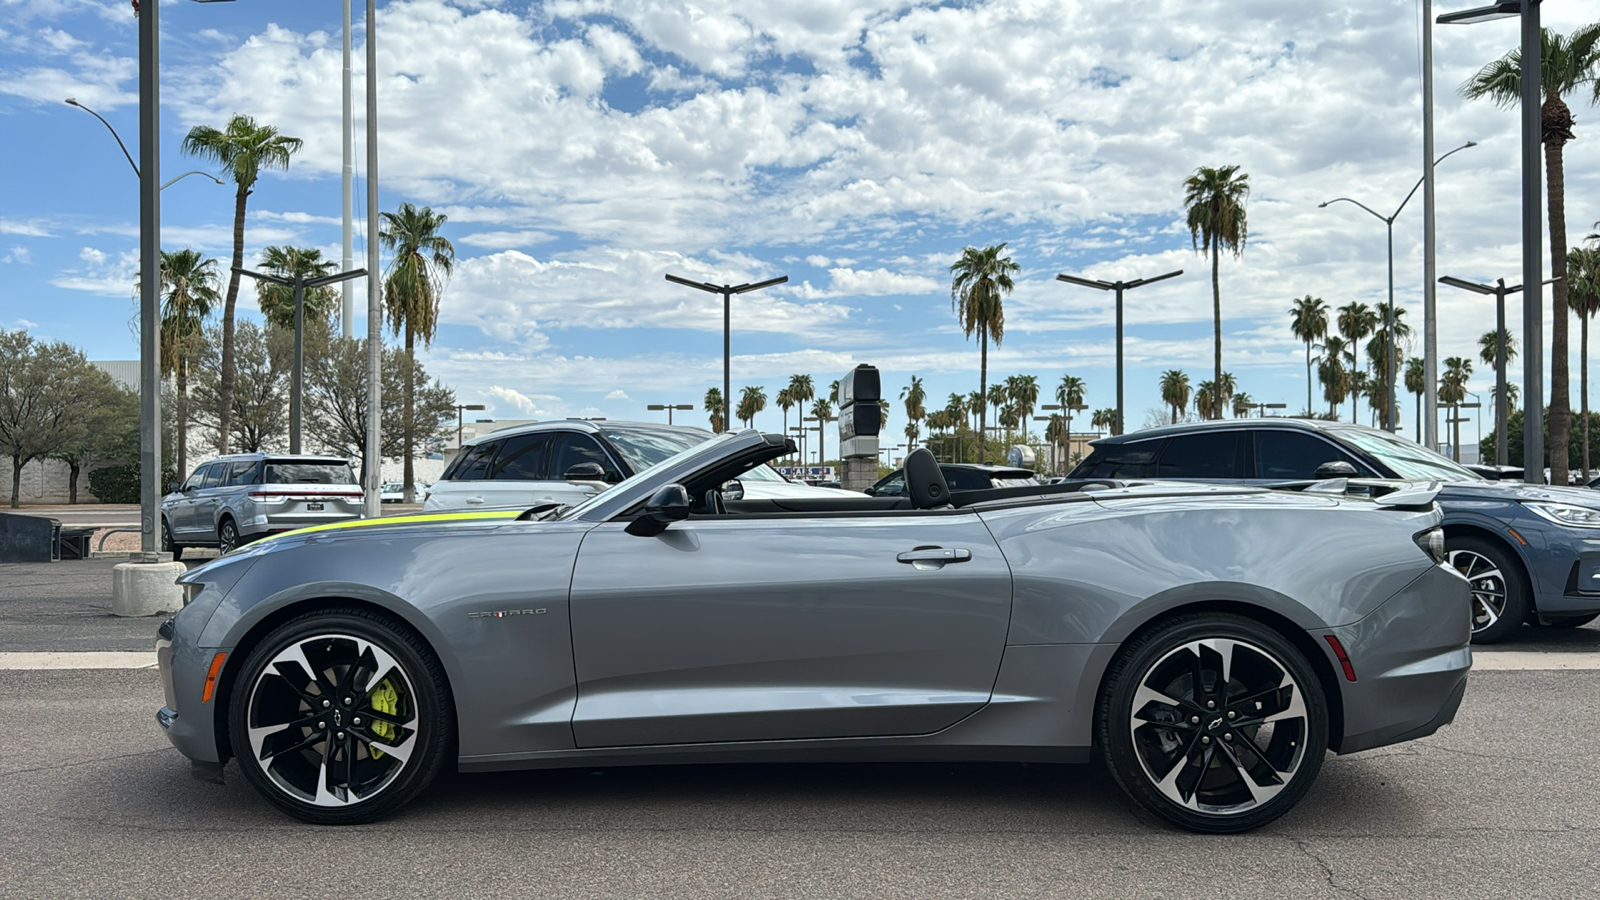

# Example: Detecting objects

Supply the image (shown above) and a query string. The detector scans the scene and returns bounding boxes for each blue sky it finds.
[3,0,1598,446]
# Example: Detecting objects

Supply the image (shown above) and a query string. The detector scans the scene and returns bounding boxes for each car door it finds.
[171,465,209,536]
[194,462,229,538]
[1248,429,1379,484]
[567,509,1013,747]
[429,439,502,510]
[478,431,554,507]
[1150,431,1245,482]
[545,432,624,505]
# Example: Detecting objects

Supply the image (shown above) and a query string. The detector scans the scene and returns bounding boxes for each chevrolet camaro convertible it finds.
[157,431,1472,833]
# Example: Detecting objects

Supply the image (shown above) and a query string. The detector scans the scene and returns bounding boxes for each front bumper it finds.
[1327,563,1473,754]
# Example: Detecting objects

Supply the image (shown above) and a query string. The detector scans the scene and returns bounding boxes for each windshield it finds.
[560,431,748,520]
[601,427,707,471]
[1332,428,1483,482]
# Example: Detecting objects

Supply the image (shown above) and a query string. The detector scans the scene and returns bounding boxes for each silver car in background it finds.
[161,454,363,558]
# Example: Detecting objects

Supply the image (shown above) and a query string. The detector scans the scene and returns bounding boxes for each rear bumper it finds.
[1327,564,1473,754]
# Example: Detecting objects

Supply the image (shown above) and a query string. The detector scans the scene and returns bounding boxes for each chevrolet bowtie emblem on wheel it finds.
[467,608,546,619]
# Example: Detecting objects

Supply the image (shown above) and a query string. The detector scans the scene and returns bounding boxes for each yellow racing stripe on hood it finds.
[259,509,524,543]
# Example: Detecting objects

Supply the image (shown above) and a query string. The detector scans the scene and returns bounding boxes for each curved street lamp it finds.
[65,99,226,190]
[1319,139,1477,434]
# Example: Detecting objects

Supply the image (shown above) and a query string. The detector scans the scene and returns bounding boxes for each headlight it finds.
[1524,502,1600,529]
[1413,526,1446,564]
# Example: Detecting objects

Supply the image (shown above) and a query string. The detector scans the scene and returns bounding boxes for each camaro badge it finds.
[468,608,546,619]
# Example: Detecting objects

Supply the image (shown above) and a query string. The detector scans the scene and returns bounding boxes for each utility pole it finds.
[363,0,382,516]
[341,0,355,338]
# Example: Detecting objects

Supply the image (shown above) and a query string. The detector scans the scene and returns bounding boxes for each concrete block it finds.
[111,561,187,617]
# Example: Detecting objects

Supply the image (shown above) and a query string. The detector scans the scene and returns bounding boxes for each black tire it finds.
[217,517,239,555]
[161,518,183,562]
[227,608,454,825]
[1098,612,1328,834]
[1534,613,1599,629]
[1446,536,1529,644]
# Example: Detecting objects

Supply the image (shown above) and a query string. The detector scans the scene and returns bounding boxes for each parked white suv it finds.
[161,454,363,558]
[424,420,852,511]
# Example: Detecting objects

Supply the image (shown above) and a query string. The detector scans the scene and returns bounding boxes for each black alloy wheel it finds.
[228,609,453,825]
[1099,612,1328,833]
[217,518,239,554]
[1446,536,1528,644]
[162,518,183,561]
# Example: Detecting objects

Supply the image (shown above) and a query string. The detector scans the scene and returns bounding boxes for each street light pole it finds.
[363,0,382,517]
[453,403,486,448]
[137,0,161,562]
[1055,269,1183,437]
[1319,140,1476,434]
[1440,275,1560,467]
[664,273,788,433]
[1438,0,1544,482]
[233,266,367,452]
[646,403,694,425]
[341,0,355,339]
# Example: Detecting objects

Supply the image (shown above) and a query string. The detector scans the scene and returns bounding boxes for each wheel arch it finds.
[1442,522,1537,611]
[1088,599,1345,753]
[209,595,460,768]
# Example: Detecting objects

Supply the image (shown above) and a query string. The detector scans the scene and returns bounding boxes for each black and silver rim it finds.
[1448,549,1506,634]
[219,521,238,554]
[245,633,419,808]
[1128,638,1309,816]
[161,519,172,551]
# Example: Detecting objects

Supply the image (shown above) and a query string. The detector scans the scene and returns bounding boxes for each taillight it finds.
[248,492,283,503]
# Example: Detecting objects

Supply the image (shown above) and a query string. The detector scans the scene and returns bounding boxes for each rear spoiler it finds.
[1275,478,1441,510]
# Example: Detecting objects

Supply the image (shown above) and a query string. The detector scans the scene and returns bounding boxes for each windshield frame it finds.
[1329,426,1484,482]
[561,431,757,521]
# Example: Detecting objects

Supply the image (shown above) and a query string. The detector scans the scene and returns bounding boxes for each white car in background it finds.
[380,481,428,503]
[424,420,854,512]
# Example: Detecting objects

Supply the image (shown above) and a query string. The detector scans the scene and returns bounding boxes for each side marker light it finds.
[1323,635,1357,682]
[202,652,227,703]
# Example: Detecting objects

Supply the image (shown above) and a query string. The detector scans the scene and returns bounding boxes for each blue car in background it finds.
[1069,419,1600,643]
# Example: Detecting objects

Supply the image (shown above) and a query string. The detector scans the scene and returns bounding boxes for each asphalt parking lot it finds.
[2,557,1598,898]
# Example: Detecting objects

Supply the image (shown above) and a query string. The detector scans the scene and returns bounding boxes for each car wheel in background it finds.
[217,518,239,554]
[228,608,454,825]
[1446,536,1528,644]
[1098,612,1328,834]
[161,518,183,562]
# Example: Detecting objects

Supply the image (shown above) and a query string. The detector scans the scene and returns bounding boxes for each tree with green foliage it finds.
[1289,295,1328,417]
[1567,244,1600,478]
[950,243,1019,456]
[155,248,219,477]
[380,202,455,502]
[0,331,107,507]
[305,337,455,485]
[1184,165,1250,418]
[704,387,725,433]
[1159,369,1191,424]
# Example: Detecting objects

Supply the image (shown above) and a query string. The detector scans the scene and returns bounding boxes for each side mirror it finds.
[564,461,607,482]
[165,482,181,494]
[720,479,744,502]
[625,484,691,537]
[862,485,877,496]
[1314,461,1359,479]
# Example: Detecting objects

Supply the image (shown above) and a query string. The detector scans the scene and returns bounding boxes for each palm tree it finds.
[1055,374,1086,466]
[967,390,984,434]
[1462,23,1600,483]
[945,393,967,462]
[1405,357,1427,440]
[1159,369,1191,424]
[788,374,815,457]
[903,420,920,451]
[1440,357,1474,462]
[1289,295,1329,417]
[181,115,303,453]
[1091,408,1116,434]
[949,243,1019,456]
[737,385,767,428]
[157,249,219,477]
[1366,302,1411,427]
[1318,335,1352,417]
[1568,245,1600,478]
[1009,374,1040,442]
[704,387,724,433]
[1337,302,1379,423]
[1184,165,1250,418]
[812,398,834,464]
[1478,328,1520,369]
[1195,381,1218,420]
[901,376,927,449]
[255,246,338,331]
[986,382,1007,438]
[1215,372,1237,418]
[379,202,455,502]
[1233,391,1254,418]
[775,387,795,458]
[1043,414,1067,472]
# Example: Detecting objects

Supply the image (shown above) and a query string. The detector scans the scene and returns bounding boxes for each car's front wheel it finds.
[228,609,453,825]
[217,518,239,554]
[1446,536,1528,644]
[161,518,183,562]
[1098,613,1328,833]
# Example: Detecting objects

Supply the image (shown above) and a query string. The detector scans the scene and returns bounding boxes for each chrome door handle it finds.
[896,548,971,564]
[465,497,484,505]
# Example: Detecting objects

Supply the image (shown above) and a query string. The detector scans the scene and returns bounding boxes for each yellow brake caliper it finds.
[368,678,400,759]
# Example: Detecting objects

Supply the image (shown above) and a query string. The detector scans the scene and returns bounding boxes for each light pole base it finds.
[840,455,878,493]
[111,560,186,617]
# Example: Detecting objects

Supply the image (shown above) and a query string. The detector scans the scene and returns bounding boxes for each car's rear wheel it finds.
[161,518,183,561]
[228,609,453,825]
[1098,613,1327,834]
[217,518,239,554]
[1446,536,1528,644]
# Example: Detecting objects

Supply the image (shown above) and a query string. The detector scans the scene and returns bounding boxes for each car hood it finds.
[1437,480,1600,508]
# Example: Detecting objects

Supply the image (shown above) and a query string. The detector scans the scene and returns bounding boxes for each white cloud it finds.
[604,389,630,400]
[485,384,553,416]
[3,247,31,264]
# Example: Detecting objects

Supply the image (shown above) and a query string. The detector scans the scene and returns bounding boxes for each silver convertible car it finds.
[156,430,1471,833]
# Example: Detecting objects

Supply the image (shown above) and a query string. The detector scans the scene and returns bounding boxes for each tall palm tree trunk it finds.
[217,186,248,454]
[1304,341,1313,414]
[1545,118,1572,484]
[978,327,989,457]
[1415,391,1422,444]
[404,329,416,503]
[1211,248,1222,420]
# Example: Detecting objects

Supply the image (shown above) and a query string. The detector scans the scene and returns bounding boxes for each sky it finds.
[3,0,1599,449]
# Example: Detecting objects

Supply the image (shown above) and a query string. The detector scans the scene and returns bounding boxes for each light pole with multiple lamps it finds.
[232,265,367,453]
[663,273,787,434]
[1055,270,1182,437]
[1440,274,1560,467]
[647,403,694,425]
[1437,0,1544,482]
[452,403,486,448]
[1318,139,1476,433]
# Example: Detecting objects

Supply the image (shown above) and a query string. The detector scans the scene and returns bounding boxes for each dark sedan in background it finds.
[865,463,1038,497]
[1070,419,1600,642]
